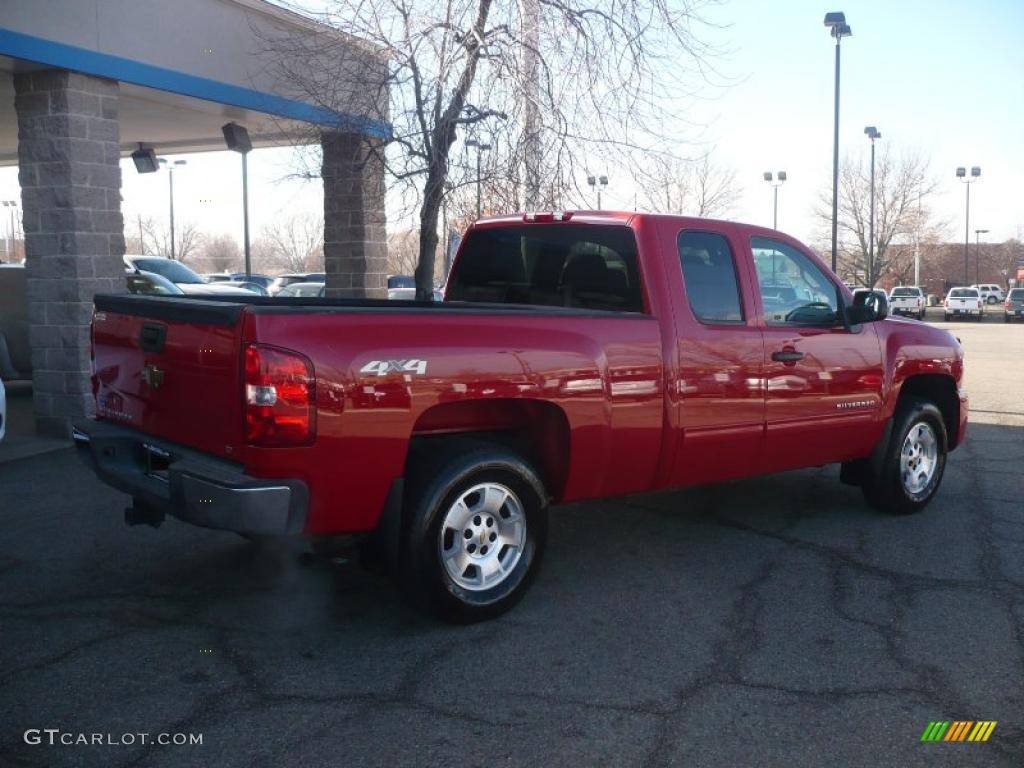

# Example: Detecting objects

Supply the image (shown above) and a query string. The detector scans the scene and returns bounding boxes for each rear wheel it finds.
[400,442,548,623]
[862,397,947,515]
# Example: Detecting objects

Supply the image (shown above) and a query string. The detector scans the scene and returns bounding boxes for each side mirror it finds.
[847,289,888,324]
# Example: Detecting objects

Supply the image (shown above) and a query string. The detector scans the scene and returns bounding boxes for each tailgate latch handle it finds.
[771,349,804,364]
[139,323,167,353]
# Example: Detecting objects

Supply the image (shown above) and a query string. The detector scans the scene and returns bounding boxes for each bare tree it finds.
[261,214,324,273]
[386,229,420,276]
[196,234,242,273]
[126,213,203,263]
[268,0,721,298]
[638,153,740,218]
[818,148,944,287]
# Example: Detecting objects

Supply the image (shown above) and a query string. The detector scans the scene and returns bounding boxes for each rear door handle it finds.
[771,350,804,363]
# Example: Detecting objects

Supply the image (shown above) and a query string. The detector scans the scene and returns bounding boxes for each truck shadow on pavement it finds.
[0,420,1021,767]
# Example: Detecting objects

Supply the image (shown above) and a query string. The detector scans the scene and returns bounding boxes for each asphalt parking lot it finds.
[1,312,1022,768]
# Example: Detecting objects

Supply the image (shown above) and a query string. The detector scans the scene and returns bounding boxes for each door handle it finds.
[771,350,804,363]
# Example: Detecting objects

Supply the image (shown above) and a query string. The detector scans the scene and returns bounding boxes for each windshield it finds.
[1008,289,1024,299]
[447,223,644,312]
[131,258,205,284]
[891,287,920,297]
[950,289,978,298]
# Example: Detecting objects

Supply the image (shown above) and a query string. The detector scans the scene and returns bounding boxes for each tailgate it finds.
[91,295,248,459]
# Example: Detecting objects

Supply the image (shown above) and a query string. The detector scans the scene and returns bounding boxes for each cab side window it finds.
[751,237,841,326]
[677,231,745,324]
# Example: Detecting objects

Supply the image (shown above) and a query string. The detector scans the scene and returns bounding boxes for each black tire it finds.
[401,441,548,623]
[861,397,948,515]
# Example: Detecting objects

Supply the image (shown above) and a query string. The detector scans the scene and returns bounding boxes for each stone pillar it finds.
[14,70,125,437]
[321,131,387,298]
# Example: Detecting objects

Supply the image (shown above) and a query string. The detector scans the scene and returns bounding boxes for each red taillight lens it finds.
[244,344,316,447]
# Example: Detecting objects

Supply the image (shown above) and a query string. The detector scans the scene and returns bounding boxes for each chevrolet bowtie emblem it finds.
[142,363,164,389]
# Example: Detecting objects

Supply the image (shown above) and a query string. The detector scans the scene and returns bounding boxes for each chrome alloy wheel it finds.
[900,421,939,497]
[439,483,526,591]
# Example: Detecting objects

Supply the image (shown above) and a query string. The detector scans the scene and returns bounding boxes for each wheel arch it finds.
[894,374,960,447]
[408,398,572,502]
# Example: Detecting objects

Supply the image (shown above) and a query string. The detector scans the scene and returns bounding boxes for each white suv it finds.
[971,283,1004,304]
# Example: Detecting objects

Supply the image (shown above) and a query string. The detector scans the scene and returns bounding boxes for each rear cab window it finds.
[950,289,979,298]
[677,231,745,323]
[891,287,921,297]
[446,224,645,312]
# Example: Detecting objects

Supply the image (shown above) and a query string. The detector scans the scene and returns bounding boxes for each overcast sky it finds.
[1,0,1021,256]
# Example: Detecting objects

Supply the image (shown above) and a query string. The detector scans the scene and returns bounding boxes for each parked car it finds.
[970,283,1004,305]
[268,273,326,295]
[388,286,444,301]
[219,280,268,296]
[126,271,185,296]
[1004,288,1024,322]
[944,287,984,321]
[76,212,967,622]
[124,256,254,296]
[888,286,926,320]
[276,281,325,298]
[387,275,416,290]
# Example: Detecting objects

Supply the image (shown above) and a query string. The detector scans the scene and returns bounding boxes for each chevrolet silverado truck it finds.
[888,286,926,320]
[74,212,968,622]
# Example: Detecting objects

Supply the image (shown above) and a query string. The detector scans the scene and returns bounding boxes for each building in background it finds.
[0,0,390,435]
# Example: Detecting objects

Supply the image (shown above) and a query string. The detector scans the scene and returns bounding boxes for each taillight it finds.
[522,211,573,222]
[244,344,316,447]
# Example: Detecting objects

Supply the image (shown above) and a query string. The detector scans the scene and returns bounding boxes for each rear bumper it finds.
[891,305,922,316]
[72,420,307,535]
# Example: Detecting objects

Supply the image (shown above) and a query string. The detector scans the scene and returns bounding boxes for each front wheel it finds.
[862,397,948,515]
[401,442,548,623]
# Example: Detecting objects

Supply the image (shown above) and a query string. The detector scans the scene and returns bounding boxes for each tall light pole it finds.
[825,12,852,273]
[466,139,492,218]
[956,166,981,284]
[762,171,786,229]
[1,200,16,262]
[222,123,253,277]
[974,228,989,286]
[864,126,881,286]
[158,158,187,260]
[587,175,609,209]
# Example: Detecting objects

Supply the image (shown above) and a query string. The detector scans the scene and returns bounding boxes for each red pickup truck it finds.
[75,212,968,622]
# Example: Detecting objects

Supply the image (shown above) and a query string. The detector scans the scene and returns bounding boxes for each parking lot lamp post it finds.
[864,127,881,285]
[466,139,492,219]
[1,200,16,261]
[158,159,186,260]
[825,12,851,272]
[762,171,786,229]
[975,228,988,286]
[587,175,609,210]
[222,123,253,277]
[956,166,980,284]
